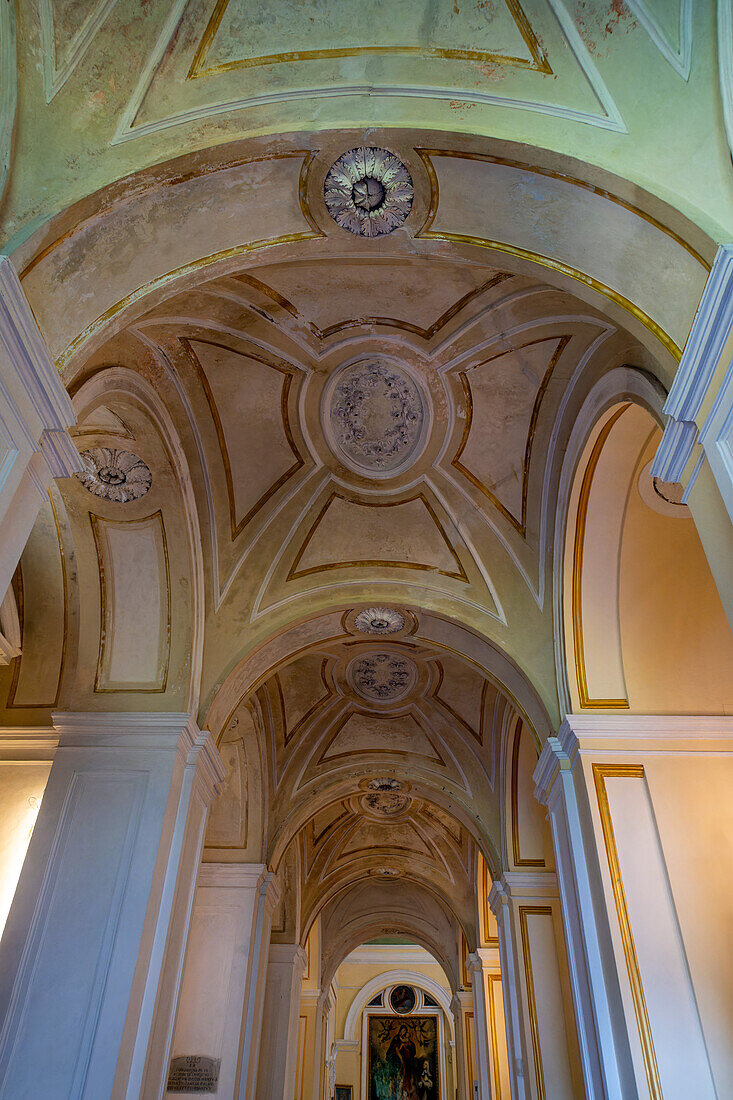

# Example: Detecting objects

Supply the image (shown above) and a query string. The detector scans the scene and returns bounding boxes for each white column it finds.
[0,711,224,1100]
[534,731,635,1099]
[156,863,274,1100]
[489,881,531,1100]
[536,715,733,1100]
[466,949,495,1100]
[256,942,309,1100]
[236,870,281,1100]
[451,989,474,1100]
[0,257,79,610]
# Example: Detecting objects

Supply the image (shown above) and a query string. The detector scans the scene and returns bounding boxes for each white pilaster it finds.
[536,715,733,1100]
[489,881,528,1100]
[0,711,224,1100]
[652,243,733,521]
[0,257,80,603]
[157,863,273,1100]
[451,989,474,1100]
[466,949,496,1100]
[236,869,281,1100]
[256,942,309,1100]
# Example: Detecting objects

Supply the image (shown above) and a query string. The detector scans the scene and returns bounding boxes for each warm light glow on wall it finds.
[0,777,46,939]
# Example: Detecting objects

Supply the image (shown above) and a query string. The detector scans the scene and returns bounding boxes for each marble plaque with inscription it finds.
[167,1055,220,1093]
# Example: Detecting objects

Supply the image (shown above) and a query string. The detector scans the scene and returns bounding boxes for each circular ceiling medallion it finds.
[76,448,152,503]
[354,607,405,635]
[370,867,403,879]
[324,359,427,477]
[366,776,404,792]
[323,147,413,237]
[361,789,411,816]
[348,652,417,702]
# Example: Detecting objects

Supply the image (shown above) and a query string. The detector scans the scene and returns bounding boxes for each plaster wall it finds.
[573,722,733,1099]
[0,761,49,938]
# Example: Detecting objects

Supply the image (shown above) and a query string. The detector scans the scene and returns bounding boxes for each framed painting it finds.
[367,1015,439,1099]
[335,1087,353,1100]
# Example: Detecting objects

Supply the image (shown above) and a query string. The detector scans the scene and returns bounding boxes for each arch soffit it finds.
[71,366,206,712]
[14,132,712,379]
[551,365,667,714]
[342,971,455,1042]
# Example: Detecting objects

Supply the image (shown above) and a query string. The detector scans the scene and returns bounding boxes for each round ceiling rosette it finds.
[75,448,152,503]
[324,147,414,237]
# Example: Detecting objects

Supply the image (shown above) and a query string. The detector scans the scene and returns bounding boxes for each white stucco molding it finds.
[0,257,79,479]
[652,243,733,519]
[342,970,454,1042]
[553,712,733,759]
[0,727,59,762]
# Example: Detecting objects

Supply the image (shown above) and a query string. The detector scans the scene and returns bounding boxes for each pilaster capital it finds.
[258,868,281,912]
[501,870,558,901]
[0,726,59,761]
[533,733,575,805]
[450,991,472,1016]
[268,942,308,975]
[488,878,508,916]
[465,947,496,975]
[197,862,267,890]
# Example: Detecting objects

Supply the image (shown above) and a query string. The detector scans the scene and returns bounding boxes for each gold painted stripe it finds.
[592,764,663,1100]
[415,148,710,271]
[519,905,553,1100]
[510,720,545,867]
[188,0,551,79]
[487,974,504,1100]
[571,405,630,709]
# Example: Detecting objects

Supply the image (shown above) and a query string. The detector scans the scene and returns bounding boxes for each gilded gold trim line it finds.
[592,765,663,1100]
[571,405,630,709]
[488,974,504,1099]
[510,720,545,867]
[452,334,571,537]
[519,905,552,1100]
[90,509,172,693]
[181,337,305,540]
[188,0,551,79]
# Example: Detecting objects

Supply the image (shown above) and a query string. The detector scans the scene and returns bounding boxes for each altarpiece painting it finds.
[367,1015,439,1100]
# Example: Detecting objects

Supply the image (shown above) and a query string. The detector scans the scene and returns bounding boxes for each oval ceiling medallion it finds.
[354,607,405,635]
[75,448,152,503]
[323,146,413,237]
[348,652,417,703]
[361,789,412,816]
[325,359,427,477]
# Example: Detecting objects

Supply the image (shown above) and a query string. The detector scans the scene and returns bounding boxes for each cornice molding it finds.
[197,862,267,889]
[557,713,733,756]
[653,244,733,485]
[0,727,59,761]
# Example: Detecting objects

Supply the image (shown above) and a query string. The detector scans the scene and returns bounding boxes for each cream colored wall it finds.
[575,724,733,1098]
[0,762,49,938]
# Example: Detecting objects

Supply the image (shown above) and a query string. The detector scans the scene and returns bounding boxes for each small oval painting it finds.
[389,984,416,1015]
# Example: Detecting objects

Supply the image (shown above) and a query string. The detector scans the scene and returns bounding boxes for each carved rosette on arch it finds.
[324,147,414,237]
[76,447,152,502]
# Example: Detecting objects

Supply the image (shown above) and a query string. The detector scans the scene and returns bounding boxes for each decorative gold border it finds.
[481,855,499,945]
[286,490,469,583]
[415,149,693,361]
[90,509,172,693]
[181,336,305,540]
[510,720,545,867]
[487,973,505,1099]
[188,0,551,78]
[519,904,553,1100]
[53,152,322,371]
[571,405,630,709]
[592,764,662,1100]
[452,334,571,535]
[6,491,68,710]
[296,1015,308,1100]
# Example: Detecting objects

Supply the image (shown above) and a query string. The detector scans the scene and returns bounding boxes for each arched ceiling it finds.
[2,0,732,250]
